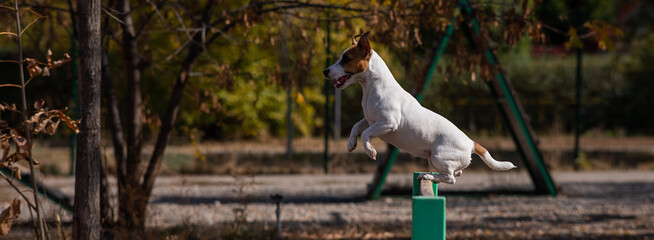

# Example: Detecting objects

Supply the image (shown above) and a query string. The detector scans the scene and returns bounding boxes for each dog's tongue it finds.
[334,75,350,88]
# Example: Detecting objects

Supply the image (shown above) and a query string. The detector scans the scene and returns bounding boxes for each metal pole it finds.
[271,194,283,239]
[333,22,341,139]
[67,0,79,176]
[573,47,582,168]
[323,16,330,174]
[70,40,78,176]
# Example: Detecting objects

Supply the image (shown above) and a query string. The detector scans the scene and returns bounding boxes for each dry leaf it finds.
[33,118,50,135]
[44,119,60,135]
[33,99,45,110]
[52,110,80,134]
[0,198,21,235]
[47,49,53,66]
[30,157,39,165]
[42,67,50,77]
[0,140,8,166]
[25,58,42,78]
[27,111,45,126]
[12,167,20,180]
[12,135,30,157]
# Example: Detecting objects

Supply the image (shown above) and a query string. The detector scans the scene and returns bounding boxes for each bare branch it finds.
[102,6,126,25]
[164,31,197,61]
[0,84,22,88]
[19,3,70,13]
[0,170,37,210]
[0,32,18,37]
[134,0,167,38]
[256,2,368,15]
[164,8,202,61]
[13,0,47,237]
[141,0,219,196]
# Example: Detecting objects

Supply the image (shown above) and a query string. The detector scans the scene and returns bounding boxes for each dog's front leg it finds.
[361,121,398,160]
[348,118,369,152]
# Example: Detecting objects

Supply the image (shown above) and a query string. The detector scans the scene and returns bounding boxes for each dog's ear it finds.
[357,31,371,53]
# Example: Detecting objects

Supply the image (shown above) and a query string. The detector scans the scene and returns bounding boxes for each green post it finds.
[412,172,446,240]
[323,16,331,174]
[416,19,455,103]
[67,0,79,176]
[573,47,582,168]
[70,35,78,176]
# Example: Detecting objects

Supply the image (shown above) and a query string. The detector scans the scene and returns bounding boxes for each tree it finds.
[73,0,101,238]
[96,1,371,235]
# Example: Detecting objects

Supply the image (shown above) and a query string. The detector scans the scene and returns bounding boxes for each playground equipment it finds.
[412,172,446,240]
[368,0,557,199]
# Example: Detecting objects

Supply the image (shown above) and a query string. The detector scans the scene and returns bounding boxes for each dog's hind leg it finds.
[419,151,458,184]
[416,171,456,184]
[454,170,463,177]
[417,164,456,184]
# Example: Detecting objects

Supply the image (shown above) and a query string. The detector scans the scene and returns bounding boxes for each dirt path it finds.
[2,170,653,239]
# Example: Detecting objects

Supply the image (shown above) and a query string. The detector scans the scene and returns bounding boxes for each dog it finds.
[322,32,516,184]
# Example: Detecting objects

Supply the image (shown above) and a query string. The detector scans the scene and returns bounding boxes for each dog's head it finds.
[323,31,372,89]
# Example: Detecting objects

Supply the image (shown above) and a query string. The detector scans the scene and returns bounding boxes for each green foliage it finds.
[1,0,653,142]
[417,42,627,136]
[613,33,654,134]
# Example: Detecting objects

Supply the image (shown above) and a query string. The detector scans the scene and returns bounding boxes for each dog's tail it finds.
[473,142,517,171]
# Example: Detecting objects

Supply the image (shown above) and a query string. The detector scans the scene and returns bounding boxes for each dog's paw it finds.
[364,142,377,160]
[417,173,435,181]
[347,137,357,152]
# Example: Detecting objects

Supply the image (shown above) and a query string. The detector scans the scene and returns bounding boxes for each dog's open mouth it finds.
[334,74,351,88]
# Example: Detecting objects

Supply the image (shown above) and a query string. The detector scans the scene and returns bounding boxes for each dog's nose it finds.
[322,68,330,77]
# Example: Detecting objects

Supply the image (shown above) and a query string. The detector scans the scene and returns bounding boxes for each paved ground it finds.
[2,170,654,239]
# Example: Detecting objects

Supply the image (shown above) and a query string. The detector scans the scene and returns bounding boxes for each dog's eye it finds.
[341,56,350,63]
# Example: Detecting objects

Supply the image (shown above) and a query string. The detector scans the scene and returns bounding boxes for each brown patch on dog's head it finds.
[340,32,372,74]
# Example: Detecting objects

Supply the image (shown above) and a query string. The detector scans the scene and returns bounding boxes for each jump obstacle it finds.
[412,172,446,240]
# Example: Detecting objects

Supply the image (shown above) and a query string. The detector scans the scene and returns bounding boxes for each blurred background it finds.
[1,0,652,174]
[1,0,653,239]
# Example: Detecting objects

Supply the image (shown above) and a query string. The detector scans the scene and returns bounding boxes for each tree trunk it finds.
[117,188,148,236]
[73,0,102,238]
[111,0,218,235]
[118,0,143,189]
[114,0,148,234]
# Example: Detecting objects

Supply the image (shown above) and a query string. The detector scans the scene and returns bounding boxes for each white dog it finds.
[322,32,516,184]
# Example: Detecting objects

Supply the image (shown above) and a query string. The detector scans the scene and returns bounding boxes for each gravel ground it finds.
[2,170,654,239]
